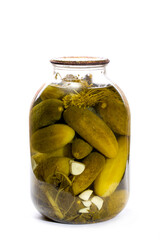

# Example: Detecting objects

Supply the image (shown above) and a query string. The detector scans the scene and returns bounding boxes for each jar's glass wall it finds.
[29,61,130,224]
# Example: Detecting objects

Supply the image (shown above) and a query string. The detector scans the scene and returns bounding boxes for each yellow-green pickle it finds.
[29,57,130,224]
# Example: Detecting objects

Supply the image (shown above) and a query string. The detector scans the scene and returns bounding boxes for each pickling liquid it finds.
[30,80,130,224]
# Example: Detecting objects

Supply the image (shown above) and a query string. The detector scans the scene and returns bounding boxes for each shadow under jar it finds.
[29,57,130,224]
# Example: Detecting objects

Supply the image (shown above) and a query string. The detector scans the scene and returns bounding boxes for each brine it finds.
[29,79,130,224]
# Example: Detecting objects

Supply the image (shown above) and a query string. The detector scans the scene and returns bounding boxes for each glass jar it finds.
[29,57,130,224]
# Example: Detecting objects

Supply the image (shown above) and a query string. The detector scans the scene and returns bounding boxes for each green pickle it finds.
[63,106,118,158]
[30,80,130,224]
[30,98,64,134]
[97,96,130,136]
[72,138,93,159]
[32,143,72,164]
[72,152,105,195]
[40,85,66,100]
[31,124,75,153]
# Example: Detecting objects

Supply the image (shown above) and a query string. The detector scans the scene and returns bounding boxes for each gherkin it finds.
[41,85,65,100]
[31,124,75,153]
[72,138,93,159]
[33,157,71,183]
[30,99,64,134]
[94,136,129,197]
[32,144,72,164]
[63,106,118,158]
[97,96,130,136]
[72,152,105,195]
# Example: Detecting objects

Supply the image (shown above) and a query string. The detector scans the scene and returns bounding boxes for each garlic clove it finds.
[79,189,93,201]
[70,161,85,175]
[78,208,90,213]
[91,196,104,210]
[82,200,92,208]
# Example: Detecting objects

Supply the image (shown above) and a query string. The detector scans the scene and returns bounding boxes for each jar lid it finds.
[50,57,110,65]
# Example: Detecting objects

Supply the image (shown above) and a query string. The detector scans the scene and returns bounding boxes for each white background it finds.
[0,0,160,239]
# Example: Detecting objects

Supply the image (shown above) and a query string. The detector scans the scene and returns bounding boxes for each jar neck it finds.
[52,64,107,85]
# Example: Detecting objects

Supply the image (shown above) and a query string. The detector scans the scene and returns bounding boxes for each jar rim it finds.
[50,57,110,65]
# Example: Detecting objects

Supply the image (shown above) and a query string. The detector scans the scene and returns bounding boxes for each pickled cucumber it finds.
[31,124,75,153]
[94,136,129,197]
[34,157,70,182]
[107,190,129,217]
[43,157,70,182]
[63,106,118,158]
[30,99,64,134]
[72,138,93,159]
[97,96,130,136]
[72,152,105,195]
[32,144,72,164]
[41,85,65,100]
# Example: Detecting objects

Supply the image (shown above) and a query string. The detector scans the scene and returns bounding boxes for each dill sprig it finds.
[63,87,121,109]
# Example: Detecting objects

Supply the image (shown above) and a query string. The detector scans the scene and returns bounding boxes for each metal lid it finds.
[50,57,110,65]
